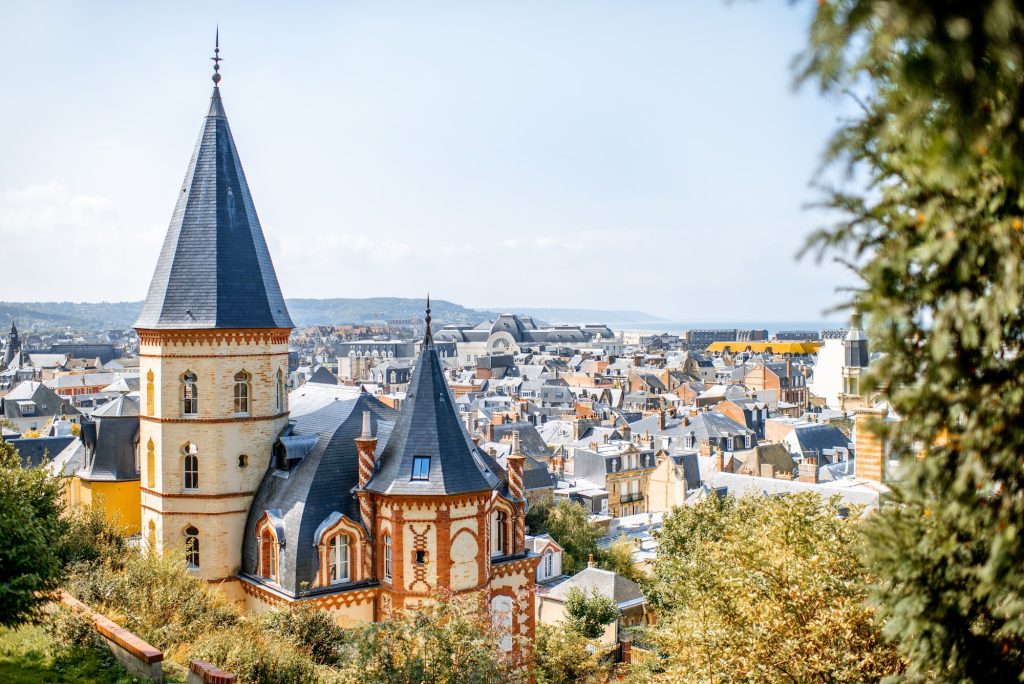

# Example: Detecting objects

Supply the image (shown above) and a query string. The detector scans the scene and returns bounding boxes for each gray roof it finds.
[306,366,339,385]
[242,394,397,595]
[77,401,141,482]
[366,342,500,496]
[135,87,293,330]
[5,436,76,468]
[543,566,645,607]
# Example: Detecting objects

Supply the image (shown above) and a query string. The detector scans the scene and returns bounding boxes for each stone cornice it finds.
[136,328,291,347]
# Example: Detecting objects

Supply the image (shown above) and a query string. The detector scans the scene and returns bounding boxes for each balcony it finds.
[619,492,644,504]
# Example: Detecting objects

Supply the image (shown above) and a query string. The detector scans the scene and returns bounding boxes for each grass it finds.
[0,623,138,684]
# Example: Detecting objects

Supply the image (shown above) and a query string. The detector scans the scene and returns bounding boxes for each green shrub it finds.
[190,622,319,684]
[258,603,346,666]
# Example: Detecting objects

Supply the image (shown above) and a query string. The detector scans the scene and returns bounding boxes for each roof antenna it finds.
[423,294,433,345]
[211,26,222,86]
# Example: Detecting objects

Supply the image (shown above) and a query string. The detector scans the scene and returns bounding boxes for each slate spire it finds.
[135,38,293,331]
[366,316,499,496]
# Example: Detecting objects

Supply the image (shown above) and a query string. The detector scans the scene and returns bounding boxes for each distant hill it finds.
[0,299,654,332]
[502,307,665,325]
[0,298,498,331]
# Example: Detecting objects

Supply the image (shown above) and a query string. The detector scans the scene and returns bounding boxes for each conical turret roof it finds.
[135,86,292,330]
[366,321,500,496]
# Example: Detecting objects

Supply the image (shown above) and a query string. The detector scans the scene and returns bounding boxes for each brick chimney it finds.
[354,410,378,531]
[798,460,819,483]
[486,421,495,443]
[854,407,888,482]
[657,410,666,430]
[760,463,775,479]
[507,431,526,553]
[714,446,725,473]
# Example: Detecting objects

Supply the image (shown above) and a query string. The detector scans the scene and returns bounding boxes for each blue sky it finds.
[0,0,853,320]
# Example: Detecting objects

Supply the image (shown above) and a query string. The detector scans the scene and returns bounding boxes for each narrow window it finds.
[493,510,507,555]
[233,371,251,414]
[275,368,284,411]
[238,454,249,468]
[383,534,392,582]
[543,549,553,578]
[183,443,198,490]
[185,526,200,568]
[260,527,277,580]
[415,549,427,565]
[329,534,350,584]
[411,455,430,480]
[181,371,198,415]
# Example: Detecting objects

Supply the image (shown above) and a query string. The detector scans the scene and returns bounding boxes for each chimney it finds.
[854,407,887,482]
[760,463,776,479]
[355,410,379,530]
[657,410,666,431]
[588,553,595,568]
[715,447,724,473]
[486,421,495,443]
[798,460,819,484]
[620,423,632,443]
[573,417,583,441]
[507,432,525,502]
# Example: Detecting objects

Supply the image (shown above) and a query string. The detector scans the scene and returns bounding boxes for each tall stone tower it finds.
[3,322,19,368]
[135,40,293,587]
[840,309,870,409]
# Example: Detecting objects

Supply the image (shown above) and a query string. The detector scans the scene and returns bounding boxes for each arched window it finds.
[492,510,507,556]
[275,369,285,411]
[183,443,198,490]
[181,371,198,415]
[233,371,251,414]
[328,534,350,584]
[146,369,154,416]
[383,534,392,582]
[259,527,278,581]
[185,526,200,568]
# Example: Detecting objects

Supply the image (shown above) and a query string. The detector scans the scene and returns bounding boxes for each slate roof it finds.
[78,397,141,482]
[135,87,293,330]
[242,394,397,595]
[5,436,76,468]
[365,341,500,496]
[1,381,80,419]
[543,566,645,607]
[306,366,339,385]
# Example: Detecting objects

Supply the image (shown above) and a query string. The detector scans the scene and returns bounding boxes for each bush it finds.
[190,622,320,684]
[534,624,608,684]
[564,588,618,640]
[258,603,346,666]
[57,504,129,569]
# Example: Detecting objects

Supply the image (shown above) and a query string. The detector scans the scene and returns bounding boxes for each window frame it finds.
[411,455,431,480]
[183,443,199,490]
[181,371,199,416]
[328,534,350,584]
[233,370,251,415]
[383,533,393,583]
[185,526,200,568]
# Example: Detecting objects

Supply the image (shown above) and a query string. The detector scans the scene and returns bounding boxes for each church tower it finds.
[3,322,19,368]
[136,37,293,588]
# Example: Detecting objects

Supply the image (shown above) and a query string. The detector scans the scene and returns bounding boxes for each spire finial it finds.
[211,26,222,86]
[423,294,433,345]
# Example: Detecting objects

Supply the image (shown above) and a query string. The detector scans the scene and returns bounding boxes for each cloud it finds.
[0,183,166,301]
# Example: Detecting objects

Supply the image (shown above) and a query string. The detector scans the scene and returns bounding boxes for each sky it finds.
[0,0,855,321]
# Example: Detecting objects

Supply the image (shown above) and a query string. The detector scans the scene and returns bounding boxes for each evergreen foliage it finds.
[799,1,1024,679]
[564,587,619,640]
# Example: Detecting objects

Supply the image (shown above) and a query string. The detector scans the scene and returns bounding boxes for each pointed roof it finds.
[367,306,500,496]
[135,80,292,330]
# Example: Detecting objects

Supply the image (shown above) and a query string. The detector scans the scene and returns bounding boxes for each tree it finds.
[596,534,646,585]
[529,500,601,574]
[564,587,619,640]
[335,590,524,683]
[639,493,902,683]
[797,1,1024,679]
[0,439,65,626]
[533,624,609,684]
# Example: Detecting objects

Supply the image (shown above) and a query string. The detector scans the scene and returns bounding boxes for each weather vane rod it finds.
[211,26,222,86]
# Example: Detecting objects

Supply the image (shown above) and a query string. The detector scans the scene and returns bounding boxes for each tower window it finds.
[185,526,200,568]
[233,371,251,414]
[183,443,198,490]
[238,454,249,468]
[411,455,430,480]
[383,534,392,582]
[275,368,285,411]
[328,534,350,584]
[492,510,507,556]
[181,371,198,415]
[415,549,427,565]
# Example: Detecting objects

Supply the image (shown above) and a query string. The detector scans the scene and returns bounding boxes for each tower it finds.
[840,309,869,408]
[136,37,293,587]
[3,322,20,368]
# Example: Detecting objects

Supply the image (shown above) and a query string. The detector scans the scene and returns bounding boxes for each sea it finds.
[611,321,845,335]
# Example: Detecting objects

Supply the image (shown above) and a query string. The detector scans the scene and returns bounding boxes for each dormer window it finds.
[412,455,430,480]
[328,534,350,584]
